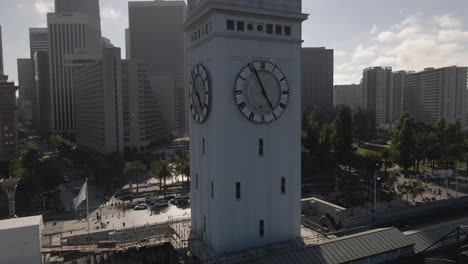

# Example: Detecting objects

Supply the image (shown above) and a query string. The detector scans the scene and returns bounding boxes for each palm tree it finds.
[123,161,147,193]
[151,158,171,197]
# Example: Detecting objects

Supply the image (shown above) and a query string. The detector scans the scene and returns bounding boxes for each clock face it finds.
[189,64,211,124]
[234,60,290,124]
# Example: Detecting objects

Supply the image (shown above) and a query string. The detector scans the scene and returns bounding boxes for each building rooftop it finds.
[405,217,468,253]
[0,215,42,230]
[221,228,414,264]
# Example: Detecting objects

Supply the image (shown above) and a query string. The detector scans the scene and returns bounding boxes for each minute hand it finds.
[252,68,274,110]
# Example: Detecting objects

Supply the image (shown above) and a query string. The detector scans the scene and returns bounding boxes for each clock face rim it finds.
[189,64,211,124]
[234,60,290,124]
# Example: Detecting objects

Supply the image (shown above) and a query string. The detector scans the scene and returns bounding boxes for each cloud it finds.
[434,15,462,28]
[101,7,121,20]
[370,24,378,35]
[334,14,468,84]
[34,0,53,15]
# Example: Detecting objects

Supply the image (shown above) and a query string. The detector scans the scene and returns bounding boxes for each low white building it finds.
[0,215,43,264]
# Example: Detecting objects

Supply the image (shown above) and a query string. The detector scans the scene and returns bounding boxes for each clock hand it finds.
[195,88,203,110]
[251,66,274,110]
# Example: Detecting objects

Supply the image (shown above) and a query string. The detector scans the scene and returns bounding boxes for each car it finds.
[134,203,148,210]
[153,200,168,208]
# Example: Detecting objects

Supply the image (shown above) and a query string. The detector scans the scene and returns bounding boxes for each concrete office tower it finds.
[186,0,306,255]
[74,48,124,154]
[33,51,51,136]
[29,28,49,127]
[390,71,412,123]
[47,12,101,133]
[302,47,334,113]
[17,59,34,122]
[362,67,393,126]
[404,66,468,128]
[333,84,362,109]
[0,79,19,161]
[55,0,101,33]
[0,26,6,81]
[127,1,187,136]
[121,60,169,153]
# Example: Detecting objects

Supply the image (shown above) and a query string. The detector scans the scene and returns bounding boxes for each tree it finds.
[49,134,74,156]
[379,173,399,207]
[392,113,416,175]
[342,191,366,216]
[352,107,371,146]
[123,161,147,193]
[331,105,354,177]
[38,159,65,190]
[407,180,427,202]
[151,158,172,196]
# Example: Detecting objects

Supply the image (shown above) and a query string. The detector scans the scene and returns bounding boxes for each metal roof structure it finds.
[244,228,414,264]
[405,217,468,253]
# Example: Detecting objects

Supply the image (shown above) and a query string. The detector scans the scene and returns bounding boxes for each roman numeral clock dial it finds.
[234,60,290,124]
[189,64,211,124]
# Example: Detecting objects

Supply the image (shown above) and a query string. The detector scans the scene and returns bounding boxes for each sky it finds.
[1,0,468,84]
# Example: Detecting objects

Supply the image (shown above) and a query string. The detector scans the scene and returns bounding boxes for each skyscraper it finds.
[121,60,169,153]
[74,48,123,154]
[17,58,34,122]
[0,25,6,81]
[127,1,187,136]
[33,51,51,136]
[55,0,101,33]
[29,28,49,127]
[390,71,413,122]
[404,66,468,128]
[47,12,101,133]
[362,67,393,126]
[333,84,362,109]
[0,27,18,161]
[302,47,334,113]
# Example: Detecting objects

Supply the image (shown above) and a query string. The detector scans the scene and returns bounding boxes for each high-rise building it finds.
[74,48,123,154]
[390,71,413,122]
[17,59,34,122]
[47,12,101,133]
[404,66,468,128]
[302,47,334,113]
[362,67,393,126]
[333,84,362,109]
[186,0,306,255]
[0,25,6,81]
[55,0,101,33]
[121,60,169,153]
[33,51,51,136]
[0,80,19,161]
[0,27,18,161]
[29,28,49,127]
[127,1,186,136]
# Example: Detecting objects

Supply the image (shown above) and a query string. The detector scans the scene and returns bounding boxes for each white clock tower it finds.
[186,0,307,255]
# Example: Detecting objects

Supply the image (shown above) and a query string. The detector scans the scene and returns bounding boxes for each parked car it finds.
[153,200,168,208]
[134,203,148,210]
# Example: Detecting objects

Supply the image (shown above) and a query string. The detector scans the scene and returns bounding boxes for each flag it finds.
[73,180,87,210]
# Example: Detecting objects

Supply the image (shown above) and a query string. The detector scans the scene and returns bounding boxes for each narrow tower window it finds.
[227,20,234,31]
[196,173,199,190]
[258,138,264,157]
[203,138,205,154]
[259,220,264,237]
[204,216,206,232]
[237,21,245,32]
[281,177,286,194]
[236,182,241,200]
[211,181,214,199]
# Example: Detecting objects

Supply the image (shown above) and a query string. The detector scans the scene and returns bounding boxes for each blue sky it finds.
[1,0,468,84]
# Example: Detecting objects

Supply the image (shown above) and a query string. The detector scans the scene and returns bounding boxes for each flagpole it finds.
[86,177,90,243]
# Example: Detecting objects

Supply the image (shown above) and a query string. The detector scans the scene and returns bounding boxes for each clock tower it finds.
[186,0,307,255]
